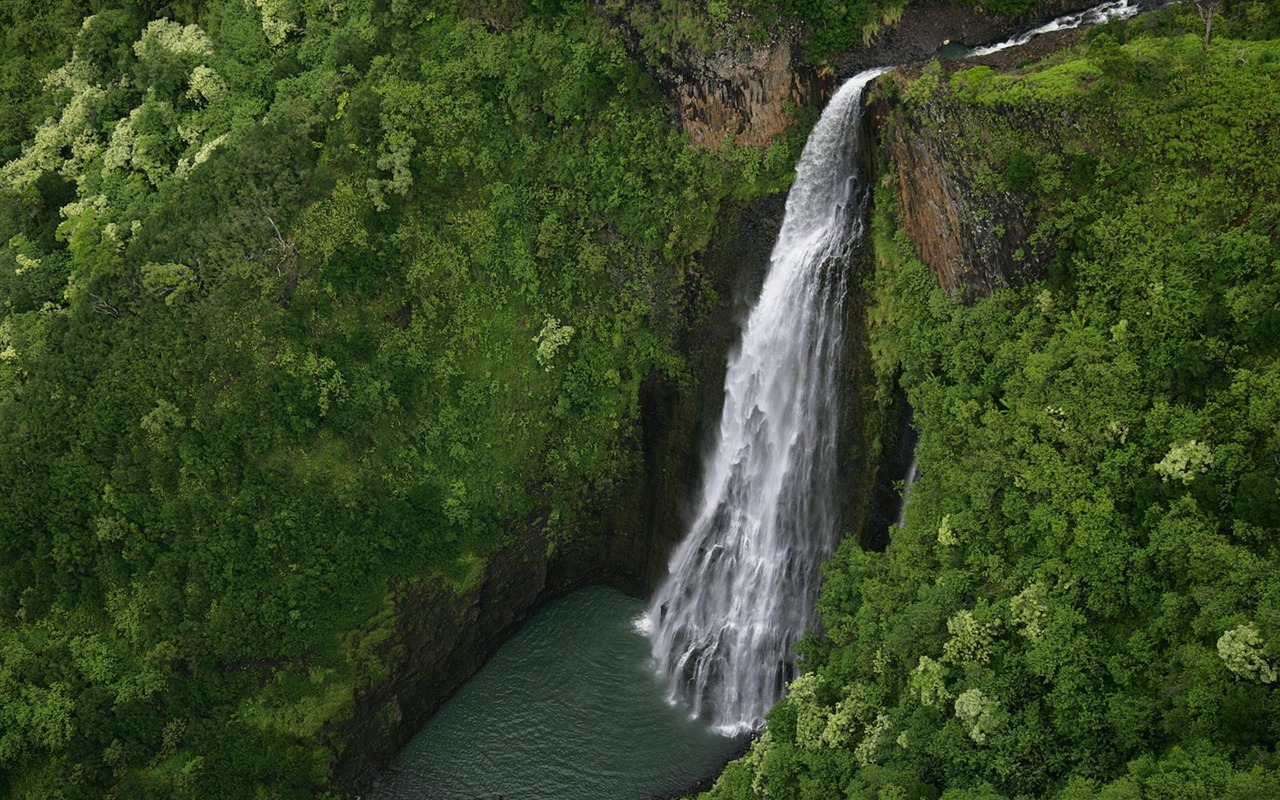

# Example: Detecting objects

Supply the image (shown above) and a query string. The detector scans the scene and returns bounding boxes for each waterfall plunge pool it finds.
[373,586,745,800]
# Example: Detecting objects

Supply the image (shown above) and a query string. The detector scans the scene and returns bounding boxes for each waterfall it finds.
[645,68,885,734]
[895,455,919,529]
[645,0,1140,736]
[969,0,1139,56]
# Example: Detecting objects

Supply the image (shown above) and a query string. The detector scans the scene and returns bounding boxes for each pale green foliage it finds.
[0,84,106,188]
[1154,439,1214,483]
[133,19,214,60]
[788,672,829,751]
[43,16,104,91]
[534,315,576,370]
[853,712,891,767]
[7,14,228,199]
[102,114,138,174]
[272,348,346,417]
[954,688,1000,744]
[1010,581,1048,640]
[140,399,186,447]
[186,65,228,104]
[0,677,75,757]
[909,655,950,707]
[942,610,997,665]
[0,318,16,364]
[296,181,369,264]
[820,682,877,748]
[742,729,773,797]
[904,60,942,106]
[937,513,959,545]
[15,251,40,276]
[247,0,300,46]
[160,718,186,756]
[443,480,469,526]
[93,509,136,544]
[1036,289,1054,314]
[174,133,228,180]
[141,262,199,305]
[68,633,118,686]
[1217,624,1277,683]
[369,130,415,210]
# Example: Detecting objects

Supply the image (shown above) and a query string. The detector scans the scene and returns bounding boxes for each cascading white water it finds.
[645,68,886,734]
[969,0,1139,56]
[646,0,1140,736]
[895,454,919,529]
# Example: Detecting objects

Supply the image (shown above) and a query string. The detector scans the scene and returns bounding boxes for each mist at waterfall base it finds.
[374,587,742,800]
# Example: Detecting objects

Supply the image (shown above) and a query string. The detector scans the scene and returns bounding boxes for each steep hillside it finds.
[0,1,807,795]
[5,0,1277,798]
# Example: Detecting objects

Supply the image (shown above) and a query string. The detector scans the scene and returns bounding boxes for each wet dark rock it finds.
[599,1,828,147]
[862,23,1108,301]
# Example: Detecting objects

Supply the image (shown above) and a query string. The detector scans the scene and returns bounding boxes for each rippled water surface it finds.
[376,586,742,800]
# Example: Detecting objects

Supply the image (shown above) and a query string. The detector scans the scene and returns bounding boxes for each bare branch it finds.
[89,292,119,317]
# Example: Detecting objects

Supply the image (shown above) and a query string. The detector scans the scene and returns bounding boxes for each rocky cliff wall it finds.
[603,0,1118,150]
[870,89,1044,301]
[600,1,829,148]
[863,31,1086,301]
[659,38,827,148]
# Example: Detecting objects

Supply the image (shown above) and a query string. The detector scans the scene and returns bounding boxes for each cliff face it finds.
[864,35,1084,301]
[871,90,1044,301]
[604,0,1107,150]
[661,38,827,148]
[601,2,828,149]
[325,194,784,794]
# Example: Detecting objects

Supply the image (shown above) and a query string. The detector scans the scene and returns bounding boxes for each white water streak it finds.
[647,0,1140,735]
[646,68,885,734]
[969,0,1139,56]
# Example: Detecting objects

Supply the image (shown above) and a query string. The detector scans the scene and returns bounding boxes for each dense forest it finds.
[1,0,1278,798]
[0,0,800,795]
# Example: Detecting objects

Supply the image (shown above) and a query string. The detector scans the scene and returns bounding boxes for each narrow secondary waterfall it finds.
[645,68,885,734]
[646,0,1140,736]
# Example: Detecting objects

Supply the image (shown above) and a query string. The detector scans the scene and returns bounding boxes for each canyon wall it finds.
[865,31,1084,300]
[325,7,1099,792]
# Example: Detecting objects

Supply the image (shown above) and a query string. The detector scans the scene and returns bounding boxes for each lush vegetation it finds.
[735,0,1036,60]
[704,8,1280,799]
[0,0,810,796]
[5,0,1279,797]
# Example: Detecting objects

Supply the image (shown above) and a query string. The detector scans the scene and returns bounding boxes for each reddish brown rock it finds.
[667,38,828,148]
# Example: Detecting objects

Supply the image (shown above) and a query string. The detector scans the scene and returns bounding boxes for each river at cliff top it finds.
[374,586,744,800]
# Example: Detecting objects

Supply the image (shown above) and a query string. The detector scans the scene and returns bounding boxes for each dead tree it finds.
[1194,0,1222,51]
